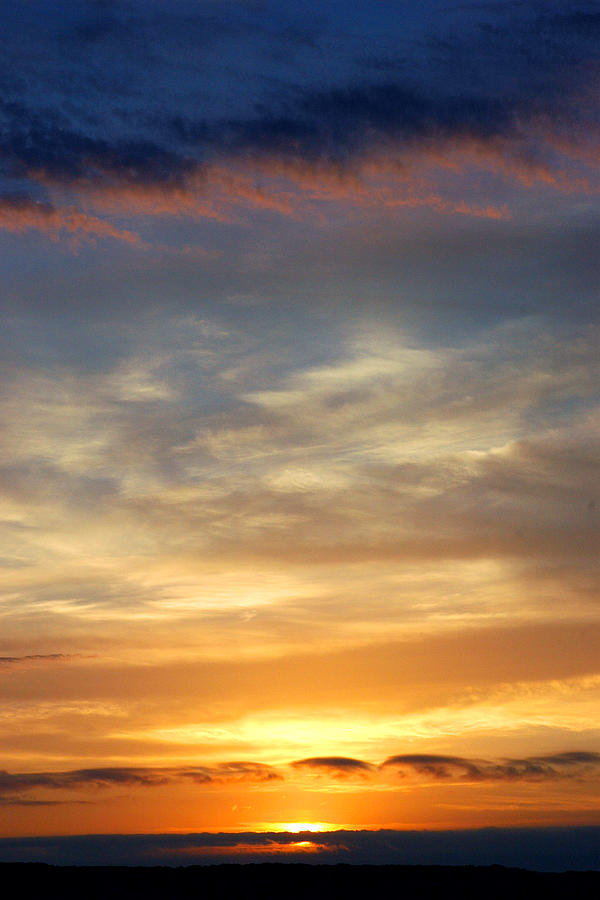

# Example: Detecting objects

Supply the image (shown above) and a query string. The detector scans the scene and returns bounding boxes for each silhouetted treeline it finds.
[2,863,599,900]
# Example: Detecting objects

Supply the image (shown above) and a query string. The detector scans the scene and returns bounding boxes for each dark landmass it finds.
[2,863,599,900]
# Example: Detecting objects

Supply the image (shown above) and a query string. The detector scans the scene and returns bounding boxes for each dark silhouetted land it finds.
[3,863,599,900]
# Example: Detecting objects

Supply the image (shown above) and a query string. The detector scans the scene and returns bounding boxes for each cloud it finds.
[0,653,76,669]
[0,318,595,649]
[382,752,600,782]
[291,756,374,776]
[0,2,597,240]
[0,798,78,807]
[0,193,143,246]
[182,762,282,784]
[2,750,598,806]
[0,767,172,794]
[0,762,282,804]
[11,18,594,182]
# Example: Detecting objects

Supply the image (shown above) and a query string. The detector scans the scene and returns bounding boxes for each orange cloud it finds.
[64,154,511,225]
[10,106,598,244]
[0,194,143,246]
[159,840,332,858]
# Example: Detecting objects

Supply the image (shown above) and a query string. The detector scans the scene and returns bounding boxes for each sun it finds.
[256,820,344,834]
[281,822,333,833]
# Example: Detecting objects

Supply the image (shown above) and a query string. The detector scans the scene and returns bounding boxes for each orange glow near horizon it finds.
[156,841,333,858]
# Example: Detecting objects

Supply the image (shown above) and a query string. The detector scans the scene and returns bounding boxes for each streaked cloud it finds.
[0,654,77,669]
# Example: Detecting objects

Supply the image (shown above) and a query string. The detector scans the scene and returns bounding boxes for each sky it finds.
[0,0,599,865]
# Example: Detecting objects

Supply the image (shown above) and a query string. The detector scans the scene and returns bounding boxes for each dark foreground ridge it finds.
[2,863,599,900]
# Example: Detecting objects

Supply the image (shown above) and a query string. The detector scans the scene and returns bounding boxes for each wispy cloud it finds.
[0,653,77,669]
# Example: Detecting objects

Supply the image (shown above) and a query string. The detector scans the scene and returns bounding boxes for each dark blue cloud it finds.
[0,1,597,193]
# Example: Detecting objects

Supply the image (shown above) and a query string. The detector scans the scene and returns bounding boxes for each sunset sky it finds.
[0,0,599,863]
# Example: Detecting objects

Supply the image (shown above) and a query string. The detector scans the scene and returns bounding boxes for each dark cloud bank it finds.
[1,826,599,870]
